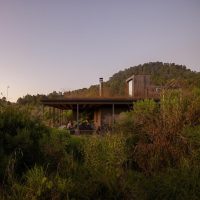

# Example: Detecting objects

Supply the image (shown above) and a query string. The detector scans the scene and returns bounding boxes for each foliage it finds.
[68,134,128,199]
[116,90,200,174]
[4,165,73,200]
[17,91,63,105]
[0,106,50,181]
[1,82,200,199]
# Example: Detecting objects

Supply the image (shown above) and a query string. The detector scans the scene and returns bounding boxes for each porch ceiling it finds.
[41,97,138,110]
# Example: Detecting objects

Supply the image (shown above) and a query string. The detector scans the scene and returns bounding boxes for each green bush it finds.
[69,134,127,199]
[133,166,200,200]
[0,106,50,181]
[4,165,73,200]
[116,92,195,173]
[1,89,200,199]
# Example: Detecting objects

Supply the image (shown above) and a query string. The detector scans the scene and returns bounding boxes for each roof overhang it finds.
[41,97,135,110]
[41,97,159,110]
[126,75,134,83]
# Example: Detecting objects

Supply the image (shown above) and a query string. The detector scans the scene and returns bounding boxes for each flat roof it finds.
[126,74,151,83]
[41,97,159,110]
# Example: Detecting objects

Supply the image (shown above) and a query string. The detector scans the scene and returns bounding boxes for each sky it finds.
[0,0,200,102]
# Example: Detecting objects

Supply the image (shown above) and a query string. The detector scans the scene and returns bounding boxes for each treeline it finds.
[17,91,64,105]
[64,62,200,97]
[107,62,200,96]
[16,62,200,105]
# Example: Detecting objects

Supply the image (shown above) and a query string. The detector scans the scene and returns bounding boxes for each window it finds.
[128,80,132,96]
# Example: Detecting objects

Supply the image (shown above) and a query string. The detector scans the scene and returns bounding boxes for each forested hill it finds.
[17,62,200,104]
[64,62,200,98]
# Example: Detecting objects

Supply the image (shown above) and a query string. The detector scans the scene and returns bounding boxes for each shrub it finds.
[116,93,191,173]
[0,106,50,181]
[5,165,73,200]
[73,134,127,199]
[133,166,200,200]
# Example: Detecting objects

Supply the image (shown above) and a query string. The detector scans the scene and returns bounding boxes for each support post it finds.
[57,108,59,126]
[76,104,79,134]
[59,109,62,126]
[53,107,55,127]
[61,110,63,125]
[49,107,52,127]
[112,104,115,128]
[42,105,44,120]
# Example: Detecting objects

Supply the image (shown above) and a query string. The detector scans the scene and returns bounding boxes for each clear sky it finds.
[0,0,200,102]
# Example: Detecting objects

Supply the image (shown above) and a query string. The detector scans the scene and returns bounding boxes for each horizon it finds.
[0,0,200,102]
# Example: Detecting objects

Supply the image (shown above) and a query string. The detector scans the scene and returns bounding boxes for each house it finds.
[41,75,160,133]
[126,74,160,98]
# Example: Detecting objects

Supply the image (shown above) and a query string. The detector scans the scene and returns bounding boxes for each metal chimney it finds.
[99,78,103,97]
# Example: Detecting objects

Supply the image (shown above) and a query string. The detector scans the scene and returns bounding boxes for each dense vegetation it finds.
[17,92,63,106]
[0,63,200,199]
[0,87,200,199]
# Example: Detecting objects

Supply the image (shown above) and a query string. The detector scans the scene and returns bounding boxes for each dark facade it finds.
[126,75,160,98]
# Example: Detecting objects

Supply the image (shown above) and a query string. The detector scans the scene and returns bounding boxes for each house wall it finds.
[133,75,150,98]
[93,105,130,129]
[127,75,151,98]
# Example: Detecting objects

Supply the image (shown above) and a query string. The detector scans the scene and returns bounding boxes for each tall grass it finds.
[1,89,200,199]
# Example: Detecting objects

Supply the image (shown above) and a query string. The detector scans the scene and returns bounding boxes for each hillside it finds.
[16,62,200,104]
[64,62,200,98]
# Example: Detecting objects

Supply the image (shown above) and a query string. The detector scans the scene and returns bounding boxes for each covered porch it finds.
[41,97,136,133]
